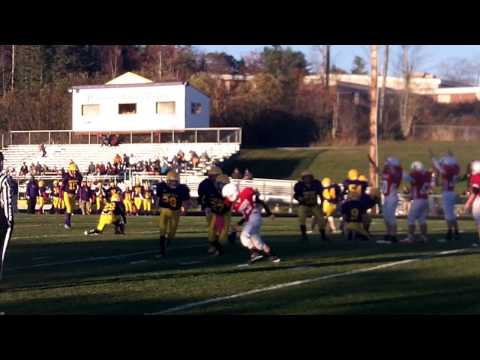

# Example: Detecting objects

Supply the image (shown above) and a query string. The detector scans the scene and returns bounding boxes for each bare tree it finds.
[11,45,15,92]
[398,45,428,138]
[438,56,480,86]
[378,45,389,138]
[369,45,379,188]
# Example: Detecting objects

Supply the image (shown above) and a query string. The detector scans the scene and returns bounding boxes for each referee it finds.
[0,155,14,281]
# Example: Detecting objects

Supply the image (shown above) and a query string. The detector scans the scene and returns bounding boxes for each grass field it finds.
[223,141,480,192]
[1,213,480,315]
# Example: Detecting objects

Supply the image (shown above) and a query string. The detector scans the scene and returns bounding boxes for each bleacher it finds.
[3,142,240,175]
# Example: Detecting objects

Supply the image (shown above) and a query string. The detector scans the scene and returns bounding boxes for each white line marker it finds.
[9,244,205,271]
[147,248,469,315]
[178,261,204,266]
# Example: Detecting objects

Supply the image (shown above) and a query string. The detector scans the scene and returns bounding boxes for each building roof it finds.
[70,81,186,91]
[105,72,153,85]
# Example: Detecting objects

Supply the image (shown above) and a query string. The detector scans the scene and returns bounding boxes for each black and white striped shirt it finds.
[0,174,13,225]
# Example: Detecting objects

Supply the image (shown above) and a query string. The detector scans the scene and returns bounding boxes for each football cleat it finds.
[250,253,264,264]
[270,256,281,263]
[400,237,414,244]
[64,224,71,230]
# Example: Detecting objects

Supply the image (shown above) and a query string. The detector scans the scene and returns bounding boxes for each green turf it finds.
[1,214,480,315]
[223,141,480,192]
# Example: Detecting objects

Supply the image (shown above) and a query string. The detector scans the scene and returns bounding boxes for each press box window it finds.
[156,101,176,114]
[119,103,137,115]
[191,102,202,115]
[82,104,100,116]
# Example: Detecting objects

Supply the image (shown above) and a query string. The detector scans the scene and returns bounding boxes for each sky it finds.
[197,45,480,75]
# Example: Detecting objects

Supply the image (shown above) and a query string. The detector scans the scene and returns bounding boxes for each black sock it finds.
[228,231,236,244]
[320,229,328,241]
[300,225,307,237]
[160,236,166,255]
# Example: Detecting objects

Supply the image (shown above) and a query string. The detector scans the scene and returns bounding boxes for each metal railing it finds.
[2,128,242,147]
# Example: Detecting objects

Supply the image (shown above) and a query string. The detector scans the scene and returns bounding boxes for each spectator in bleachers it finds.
[26,176,39,214]
[39,144,47,158]
[123,154,130,169]
[20,162,28,176]
[99,163,106,175]
[110,134,119,146]
[114,154,122,167]
[160,158,170,175]
[243,169,253,180]
[35,162,42,175]
[88,162,96,175]
[106,162,114,175]
[231,168,242,179]
[190,151,200,168]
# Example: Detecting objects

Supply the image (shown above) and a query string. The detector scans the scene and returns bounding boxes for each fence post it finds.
[217,129,220,143]
[48,131,51,145]
[28,132,31,145]
[195,129,198,143]
[69,132,72,144]
[172,130,175,143]
[88,132,91,145]
[151,131,153,144]
[10,133,13,145]
[130,132,133,144]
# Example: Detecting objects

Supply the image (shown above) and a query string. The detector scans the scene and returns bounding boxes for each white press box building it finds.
[69,72,210,132]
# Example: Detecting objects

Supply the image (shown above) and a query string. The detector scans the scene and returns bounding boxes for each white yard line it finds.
[9,244,206,271]
[147,248,469,315]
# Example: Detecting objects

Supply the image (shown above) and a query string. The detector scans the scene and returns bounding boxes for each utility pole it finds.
[325,45,331,89]
[369,45,379,188]
[378,45,389,139]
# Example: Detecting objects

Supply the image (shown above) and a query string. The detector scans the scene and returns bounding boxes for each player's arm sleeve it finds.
[255,196,272,217]
[293,183,303,202]
[403,174,413,183]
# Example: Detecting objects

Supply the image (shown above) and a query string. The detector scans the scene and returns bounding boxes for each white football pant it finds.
[408,199,429,225]
[240,209,266,251]
[383,194,398,226]
[442,191,457,222]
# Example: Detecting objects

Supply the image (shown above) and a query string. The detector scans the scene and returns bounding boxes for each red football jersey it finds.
[470,173,480,191]
[382,166,402,196]
[439,164,460,192]
[234,187,257,220]
[409,170,432,200]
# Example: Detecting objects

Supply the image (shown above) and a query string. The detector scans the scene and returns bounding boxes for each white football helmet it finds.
[471,161,480,175]
[411,161,425,172]
[222,183,240,202]
[441,155,457,167]
[386,157,400,167]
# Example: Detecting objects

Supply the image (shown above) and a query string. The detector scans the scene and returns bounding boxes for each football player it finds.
[400,161,432,243]
[341,190,378,242]
[380,157,403,243]
[61,162,82,229]
[155,171,191,257]
[206,174,233,256]
[143,182,153,215]
[198,166,223,226]
[430,150,461,242]
[320,177,342,234]
[36,180,46,215]
[464,160,480,247]
[84,193,126,236]
[95,181,105,214]
[223,183,280,264]
[133,181,144,215]
[123,185,135,215]
[293,170,327,242]
[343,169,368,199]
[51,180,61,214]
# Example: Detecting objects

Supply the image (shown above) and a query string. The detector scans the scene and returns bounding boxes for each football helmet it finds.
[411,161,425,172]
[321,177,332,187]
[471,161,480,175]
[222,183,240,202]
[207,166,222,176]
[348,169,359,181]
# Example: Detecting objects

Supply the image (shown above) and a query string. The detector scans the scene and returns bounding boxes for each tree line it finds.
[0,45,477,147]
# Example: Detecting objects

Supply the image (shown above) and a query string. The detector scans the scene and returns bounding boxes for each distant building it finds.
[69,72,210,132]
